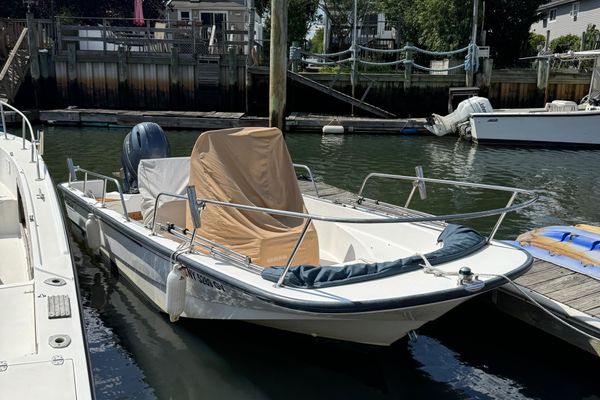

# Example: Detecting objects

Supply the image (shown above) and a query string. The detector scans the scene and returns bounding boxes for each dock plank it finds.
[528,273,591,295]
[547,280,600,303]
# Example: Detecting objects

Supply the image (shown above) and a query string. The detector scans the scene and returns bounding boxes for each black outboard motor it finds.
[121,122,170,193]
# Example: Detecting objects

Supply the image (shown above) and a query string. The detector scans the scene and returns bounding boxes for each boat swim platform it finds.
[37,108,427,134]
[297,179,600,356]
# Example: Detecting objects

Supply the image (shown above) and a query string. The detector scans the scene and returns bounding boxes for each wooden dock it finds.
[297,179,600,356]
[495,259,600,356]
[38,108,427,134]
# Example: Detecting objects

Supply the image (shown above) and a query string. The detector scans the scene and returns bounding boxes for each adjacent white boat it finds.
[427,50,600,145]
[59,125,537,346]
[0,102,94,399]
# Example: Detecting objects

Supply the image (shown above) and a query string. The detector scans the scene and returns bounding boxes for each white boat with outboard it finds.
[426,50,600,146]
[0,102,94,399]
[59,124,537,346]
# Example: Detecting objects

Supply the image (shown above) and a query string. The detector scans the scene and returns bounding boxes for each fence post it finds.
[56,17,62,54]
[404,42,413,90]
[26,12,40,81]
[102,19,107,53]
[67,42,77,82]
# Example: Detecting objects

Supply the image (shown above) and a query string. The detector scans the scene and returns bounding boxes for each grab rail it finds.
[66,159,130,221]
[67,160,538,287]
[1,100,45,179]
[293,163,319,197]
[357,171,536,244]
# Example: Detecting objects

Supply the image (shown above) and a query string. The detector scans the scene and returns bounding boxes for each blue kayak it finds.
[507,224,600,281]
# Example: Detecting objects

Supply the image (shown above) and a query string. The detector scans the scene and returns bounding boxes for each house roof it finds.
[171,0,246,10]
[538,0,578,11]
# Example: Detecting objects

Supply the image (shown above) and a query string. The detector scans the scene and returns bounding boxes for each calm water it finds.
[41,126,600,399]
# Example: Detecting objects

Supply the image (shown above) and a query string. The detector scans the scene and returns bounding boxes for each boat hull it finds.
[62,189,473,346]
[470,110,600,145]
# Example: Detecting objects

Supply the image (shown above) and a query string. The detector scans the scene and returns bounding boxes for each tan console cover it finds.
[186,127,319,267]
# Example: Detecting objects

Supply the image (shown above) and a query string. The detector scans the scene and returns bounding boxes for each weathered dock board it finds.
[38,108,428,133]
[297,179,600,356]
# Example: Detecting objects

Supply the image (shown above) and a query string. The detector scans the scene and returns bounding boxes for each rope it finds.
[298,58,353,66]
[358,44,408,54]
[300,48,352,59]
[417,253,600,342]
[408,44,470,57]
[358,58,409,66]
[411,62,466,72]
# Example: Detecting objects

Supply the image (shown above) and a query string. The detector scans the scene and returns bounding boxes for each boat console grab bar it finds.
[293,163,319,197]
[190,194,537,226]
[67,162,130,221]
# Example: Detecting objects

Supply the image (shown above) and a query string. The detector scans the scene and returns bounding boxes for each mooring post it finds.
[467,0,479,86]
[26,12,40,81]
[404,42,413,91]
[269,0,287,131]
[245,0,255,113]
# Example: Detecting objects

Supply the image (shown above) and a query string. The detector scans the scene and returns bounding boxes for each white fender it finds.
[166,264,187,322]
[322,125,345,134]
[85,213,101,251]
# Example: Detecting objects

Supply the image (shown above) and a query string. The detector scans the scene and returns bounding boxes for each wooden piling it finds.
[268,0,287,131]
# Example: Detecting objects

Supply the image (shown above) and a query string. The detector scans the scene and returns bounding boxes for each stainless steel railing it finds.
[1,100,45,180]
[67,160,538,287]
[66,159,130,221]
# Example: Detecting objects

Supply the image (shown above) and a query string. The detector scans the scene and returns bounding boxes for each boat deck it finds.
[298,179,600,355]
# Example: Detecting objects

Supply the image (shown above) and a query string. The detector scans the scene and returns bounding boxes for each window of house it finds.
[549,8,557,21]
[570,2,579,21]
[200,12,227,27]
[178,10,191,21]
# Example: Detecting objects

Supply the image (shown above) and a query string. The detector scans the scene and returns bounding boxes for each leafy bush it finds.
[550,34,581,53]
[528,33,546,54]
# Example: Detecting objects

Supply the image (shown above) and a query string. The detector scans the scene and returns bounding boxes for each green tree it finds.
[310,26,324,53]
[260,0,320,45]
[375,0,546,66]
[485,0,546,66]
[550,34,581,53]
[583,24,600,50]
[527,32,546,56]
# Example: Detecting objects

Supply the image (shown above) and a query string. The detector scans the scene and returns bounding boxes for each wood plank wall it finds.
[32,53,592,115]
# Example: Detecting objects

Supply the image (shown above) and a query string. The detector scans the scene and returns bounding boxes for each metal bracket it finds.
[0,361,7,372]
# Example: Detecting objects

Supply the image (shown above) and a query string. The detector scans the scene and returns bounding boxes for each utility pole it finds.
[467,0,479,86]
[269,0,287,131]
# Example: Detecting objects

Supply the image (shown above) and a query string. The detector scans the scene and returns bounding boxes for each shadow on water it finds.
[47,126,600,399]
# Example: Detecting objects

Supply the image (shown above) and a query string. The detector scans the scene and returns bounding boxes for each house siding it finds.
[531,0,600,44]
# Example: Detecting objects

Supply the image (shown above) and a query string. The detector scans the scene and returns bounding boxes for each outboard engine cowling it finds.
[121,122,170,193]
[426,97,493,137]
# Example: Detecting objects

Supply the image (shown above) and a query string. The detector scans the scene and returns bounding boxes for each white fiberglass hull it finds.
[470,110,600,145]
[0,131,93,399]
[60,182,531,346]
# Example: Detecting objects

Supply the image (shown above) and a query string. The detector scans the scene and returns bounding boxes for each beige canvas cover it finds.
[186,127,319,267]
[138,157,190,227]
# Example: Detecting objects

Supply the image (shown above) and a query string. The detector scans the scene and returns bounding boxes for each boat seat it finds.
[137,157,190,227]
[0,191,19,237]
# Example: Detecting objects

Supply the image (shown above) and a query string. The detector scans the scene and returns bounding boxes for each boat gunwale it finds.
[59,184,534,315]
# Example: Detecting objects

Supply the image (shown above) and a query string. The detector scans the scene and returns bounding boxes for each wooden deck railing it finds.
[56,19,251,56]
[0,28,30,103]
